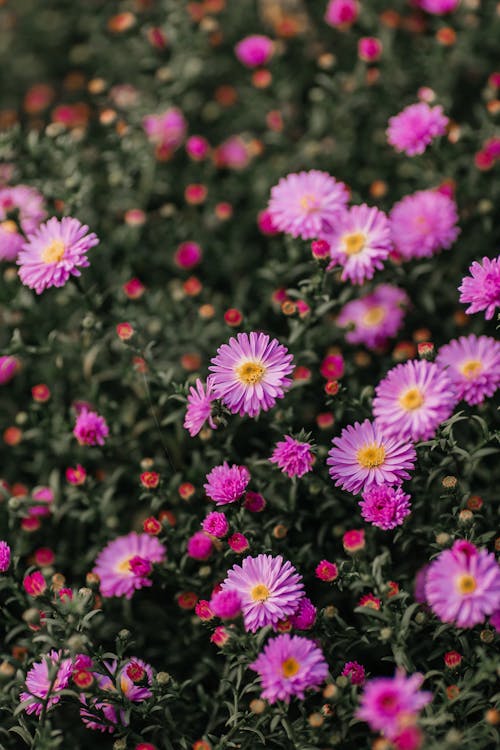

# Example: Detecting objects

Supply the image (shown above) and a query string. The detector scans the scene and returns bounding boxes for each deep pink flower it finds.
[289,597,316,630]
[343,529,366,553]
[235,35,273,67]
[315,560,338,582]
[342,661,365,685]
[320,354,344,379]
[215,136,250,170]
[186,135,210,160]
[337,284,409,350]
[357,671,432,740]
[244,491,266,512]
[387,103,448,156]
[202,511,229,538]
[73,407,109,446]
[184,379,217,437]
[436,335,500,405]
[174,241,202,269]
[228,532,250,553]
[0,185,46,261]
[20,651,73,716]
[195,600,214,621]
[0,541,11,572]
[0,355,20,385]
[359,485,411,530]
[23,571,47,596]
[458,255,500,321]
[93,532,166,599]
[211,625,230,646]
[270,436,313,478]
[204,462,250,506]
[210,590,242,619]
[390,189,459,261]
[250,634,328,703]
[417,0,459,13]
[187,532,213,561]
[257,209,280,236]
[324,0,359,27]
[358,37,382,62]
[143,108,186,153]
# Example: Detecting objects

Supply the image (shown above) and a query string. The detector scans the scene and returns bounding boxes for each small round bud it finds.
[156,671,171,685]
[442,475,457,489]
[480,629,494,644]
[118,629,131,640]
[323,683,338,700]
[308,712,324,727]
[436,532,451,547]
[458,509,473,525]
[485,709,500,725]
[249,698,266,714]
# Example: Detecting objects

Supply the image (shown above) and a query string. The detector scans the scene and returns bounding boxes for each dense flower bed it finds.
[0,1,499,749]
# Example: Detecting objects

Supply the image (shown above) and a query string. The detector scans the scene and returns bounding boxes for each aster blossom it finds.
[270,436,313,478]
[250,634,328,703]
[221,554,304,632]
[327,419,416,495]
[357,670,432,739]
[267,170,348,240]
[143,108,186,155]
[390,189,459,261]
[20,651,73,716]
[359,485,412,530]
[204,462,250,505]
[436,334,500,405]
[324,204,391,284]
[0,185,46,261]
[425,540,500,628]
[458,255,500,321]
[93,532,166,599]
[0,540,10,572]
[417,0,460,13]
[209,332,294,418]
[73,407,109,446]
[337,284,409,350]
[387,102,448,156]
[184,378,217,437]
[17,217,99,294]
[373,360,457,442]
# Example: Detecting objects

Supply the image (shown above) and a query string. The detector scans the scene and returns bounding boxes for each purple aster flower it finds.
[0,355,20,385]
[337,284,409,350]
[204,462,250,506]
[73,407,109,446]
[390,189,459,261]
[342,661,365,685]
[373,360,457,442]
[289,597,317,630]
[267,170,348,240]
[235,35,274,67]
[387,102,448,156]
[119,658,154,702]
[201,511,229,538]
[359,485,411,530]
[323,204,391,284]
[425,540,500,628]
[183,378,217,437]
[0,540,10,572]
[143,107,186,154]
[436,334,500,406]
[186,531,213,560]
[327,419,416,495]
[20,650,73,716]
[17,217,99,294]
[221,553,304,632]
[458,255,500,321]
[93,532,166,599]
[357,670,432,739]
[209,332,294,418]
[250,634,328,703]
[270,436,313,478]
[0,185,46,261]
[210,590,242,619]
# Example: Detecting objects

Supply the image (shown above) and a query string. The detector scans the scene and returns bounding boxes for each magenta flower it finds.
[324,0,359,27]
[73,407,109,446]
[187,531,213,560]
[458,255,500,321]
[0,355,20,385]
[202,511,229,538]
[417,0,459,13]
[0,540,10,572]
[327,419,416,495]
[289,597,317,630]
[235,35,273,67]
[143,108,186,153]
[359,485,411,530]
[373,360,457,442]
[315,560,338,582]
[436,334,500,405]
[390,189,459,261]
[20,651,73,716]
[0,185,46,261]
[270,436,313,478]
[425,540,500,628]
[342,661,365,685]
[324,204,391,284]
[215,136,250,170]
[119,657,154,701]
[204,462,250,506]
[221,554,304,632]
[210,590,242,619]
[267,170,348,240]
[17,217,99,294]
[184,379,217,437]
[93,532,166,599]
[250,634,328,704]
[357,670,432,739]
[23,571,47,596]
[337,284,409,350]
[209,332,294,418]
[387,102,448,156]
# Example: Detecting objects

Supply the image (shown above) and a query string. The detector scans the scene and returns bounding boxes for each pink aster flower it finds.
[235,35,274,67]
[208,332,294,418]
[210,590,242,619]
[184,379,217,437]
[0,540,10,572]
[0,355,20,384]
[202,511,229,538]
[270,436,313,478]
[417,0,459,13]
[267,170,348,240]
[324,0,359,27]
[387,102,448,156]
[327,419,416,495]
[425,540,500,628]
[324,204,391,284]
[250,634,328,704]
[93,532,166,599]
[221,554,304,632]
[289,597,316,630]
[436,335,500,406]
[359,485,411,530]
[143,108,187,154]
[228,532,250,553]
[73,407,109,446]
[119,658,153,702]
[0,185,46,261]
[187,531,213,560]
[204,462,250,506]
[373,360,457,442]
[315,560,338,582]
[337,284,409,350]
[20,650,73,716]
[357,671,432,740]
[390,189,459,261]
[342,661,365,685]
[214,136,250,170]
[458,255,500,321]
[17,217,99,294]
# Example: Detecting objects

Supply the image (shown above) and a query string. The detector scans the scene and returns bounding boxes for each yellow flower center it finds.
[116,556,133,574]
[281,658,300,678]
[1,220,18,234]
[251,583,270,601]
[343,232,366,255]
[362,305,386,327]
[41,239,65,264]
[299,193,318,212]
[459,359,483,379]
[456,574,477,595]
[356,443,386,469]
[399,387,424,411]
[236,360,266,385]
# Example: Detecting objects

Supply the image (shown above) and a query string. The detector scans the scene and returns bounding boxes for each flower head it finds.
[119,658,153,701]
[20,651,73,716]
[325,0,359,27]
[209,332,294,418]
[17,217,99,294]
[93,532,166,599]
[202,511,229,538]
[387,103,448,156]
[360,485,412,530]
[210,590,242,619]
[204,462,250,506]
[0,185,46,261]
[270,436,313,478]
[267,170,348,240]
[458,256,500,321]
[143,108,186,155]
[73,407,109,446]
[436,335,500,406]
[289,597,316,630]
[327,419,416,495]
[417,0,459,13]
[315,560,338,582]
[337,284,409,350]
[342,661,365,685]
[221,554,304,632]
[0,540,10,572]
[390,190,459,261]
[187,532,213,560]
[250,634,328,703]
[184,379,217,437]
[0,355,20,385]
[373,360,457,442]
[235,35,273,67]
[425,540,500,628]
[357,671,432,739]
